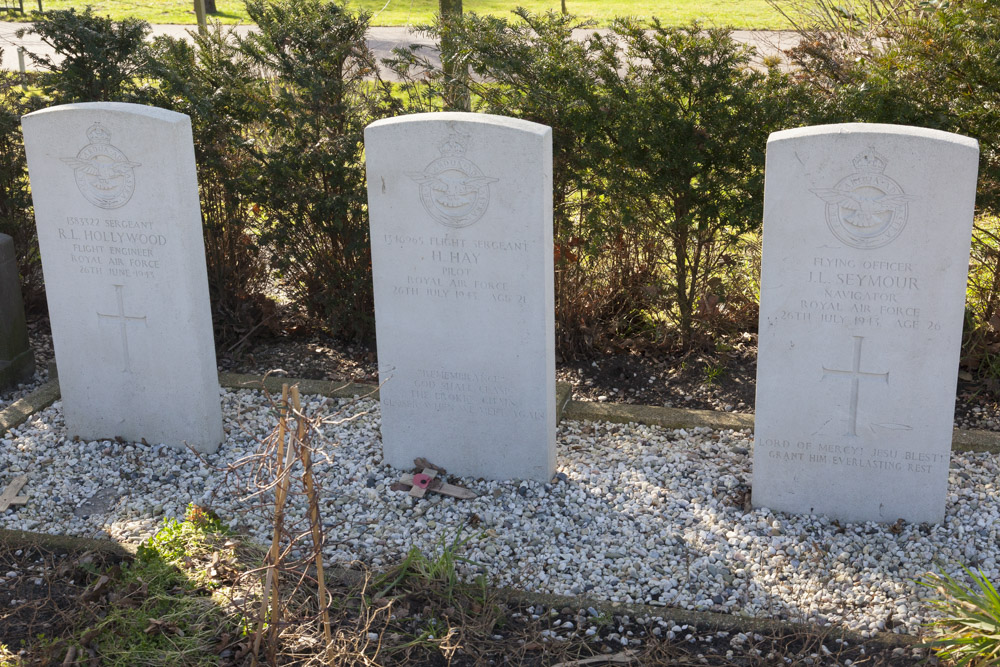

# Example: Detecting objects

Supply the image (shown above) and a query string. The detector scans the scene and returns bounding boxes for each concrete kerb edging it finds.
[0,378,60,434]
[3,369,998,453]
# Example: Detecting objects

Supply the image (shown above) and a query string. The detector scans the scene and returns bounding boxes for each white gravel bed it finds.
[1,388,997,639]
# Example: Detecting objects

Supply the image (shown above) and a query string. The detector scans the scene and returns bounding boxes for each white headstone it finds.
[365,112,555,482]
[754,123,979,523]
[23,102,223,453]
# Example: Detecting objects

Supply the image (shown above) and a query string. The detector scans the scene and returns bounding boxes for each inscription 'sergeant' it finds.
[61,123,140,210]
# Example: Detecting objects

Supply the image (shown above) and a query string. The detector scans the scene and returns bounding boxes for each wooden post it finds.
[193,0,208,35]
[438,0,470,112]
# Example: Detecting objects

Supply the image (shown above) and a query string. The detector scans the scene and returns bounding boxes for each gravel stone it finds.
[1,388,997,637]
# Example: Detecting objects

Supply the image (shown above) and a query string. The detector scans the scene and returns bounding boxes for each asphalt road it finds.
[0,21,800,77]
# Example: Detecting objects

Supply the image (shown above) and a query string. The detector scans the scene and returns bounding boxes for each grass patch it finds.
[6,0,790,28]
[52,506,250,666]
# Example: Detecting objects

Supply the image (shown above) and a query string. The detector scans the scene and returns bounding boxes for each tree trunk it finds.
[193,0,207,35]
[205,0,216,13]
[439,0,470,111]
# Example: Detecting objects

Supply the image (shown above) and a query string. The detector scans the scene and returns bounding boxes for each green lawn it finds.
[7,0,790,28]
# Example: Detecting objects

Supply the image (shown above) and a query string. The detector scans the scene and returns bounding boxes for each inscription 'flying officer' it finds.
[811,147,916,249]
[62,123,141,210]
[407,122,498,229]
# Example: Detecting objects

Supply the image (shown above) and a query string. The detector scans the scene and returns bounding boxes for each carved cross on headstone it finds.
[822,336,889,436]
[0,475,28,511]
[97,284,147,372]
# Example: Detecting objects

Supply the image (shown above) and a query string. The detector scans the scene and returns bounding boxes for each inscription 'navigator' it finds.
[754,123,979,524]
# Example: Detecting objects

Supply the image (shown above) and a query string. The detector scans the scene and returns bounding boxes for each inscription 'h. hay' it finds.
[97,284,147,372]
[822,335,888,436]
[61,123,141,210]
[811,147,916,249]
[407,121,498,228]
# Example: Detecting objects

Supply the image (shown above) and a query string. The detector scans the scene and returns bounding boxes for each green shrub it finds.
[0,67,44,311]
[601,20,795,348]
[394,12,797,352]
[16,8,156,104]
[392,11,665,353]
[239,0,396,343]
[150,26,276,351]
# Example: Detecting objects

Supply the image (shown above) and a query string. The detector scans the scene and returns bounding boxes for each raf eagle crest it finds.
[62,123,140,210]
[811,148,916,249]
[407,122,498,228]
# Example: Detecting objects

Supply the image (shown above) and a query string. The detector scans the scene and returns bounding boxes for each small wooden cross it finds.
[0,475,28,511]
[393,459,477,500]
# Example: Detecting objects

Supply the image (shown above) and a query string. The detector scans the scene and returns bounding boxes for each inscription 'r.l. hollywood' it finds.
[407,122,498,229]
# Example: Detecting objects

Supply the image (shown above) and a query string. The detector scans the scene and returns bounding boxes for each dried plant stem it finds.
[292,385,334,656]
[252,383,293,664]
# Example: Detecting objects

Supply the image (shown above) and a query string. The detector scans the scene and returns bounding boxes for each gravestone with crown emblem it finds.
[22,102,223,452]
[365,112,556,482]
[753,123,979,523]
[0,233,34,391]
